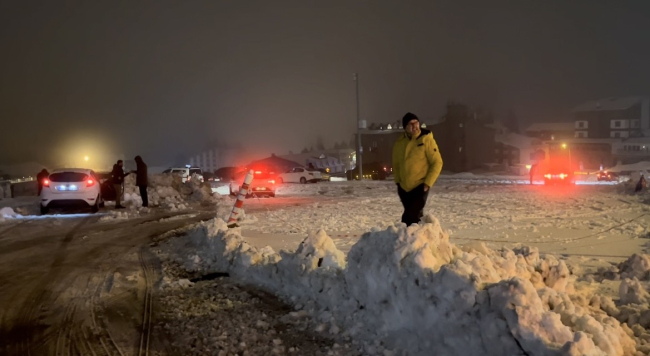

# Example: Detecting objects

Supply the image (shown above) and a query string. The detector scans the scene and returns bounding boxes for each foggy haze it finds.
[2,0,650,168]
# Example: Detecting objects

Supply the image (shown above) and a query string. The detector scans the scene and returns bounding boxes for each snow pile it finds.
[165,215,636,356]
[619,278,649,305]
[619,254,650,280]
[183,174,218,203]
[122,173,223,207]
[0,207,18,218]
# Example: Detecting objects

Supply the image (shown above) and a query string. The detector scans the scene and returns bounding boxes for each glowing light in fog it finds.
[84,156,89,161]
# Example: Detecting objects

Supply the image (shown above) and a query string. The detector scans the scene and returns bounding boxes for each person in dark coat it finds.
[36,168,49,195]
[636,174,647,193]
[134,156,149,207]
[529,163,538,185]
[111,160,129,209]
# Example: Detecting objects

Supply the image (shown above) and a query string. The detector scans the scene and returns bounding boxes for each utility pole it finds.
[354,73,363,180]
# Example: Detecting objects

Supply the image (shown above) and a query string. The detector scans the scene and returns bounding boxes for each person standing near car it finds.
[111,160,129,209]
[36,168,49,195]
[392,112,443,226]
[529,163,538,185]
[134,156,149,207]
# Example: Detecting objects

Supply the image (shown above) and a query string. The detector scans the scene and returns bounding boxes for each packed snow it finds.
[0,207,18,218]
[162,214,643,356]
[0,206,20,222]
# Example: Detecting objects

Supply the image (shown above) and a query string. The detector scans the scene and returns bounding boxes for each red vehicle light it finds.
[86,179,95,187]
[559,174,567,179]
[268,179,275,184]
[43,179,50,187]
[255,171,262,175]
[544,174,551,179]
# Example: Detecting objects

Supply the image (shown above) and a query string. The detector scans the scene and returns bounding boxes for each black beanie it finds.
[402,112,419,128]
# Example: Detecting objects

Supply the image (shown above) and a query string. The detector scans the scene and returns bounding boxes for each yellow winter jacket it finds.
[392,129,443,192]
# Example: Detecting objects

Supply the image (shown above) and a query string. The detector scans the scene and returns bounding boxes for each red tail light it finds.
[86,179,95,187]
[269,179,275,185]
[43,179,50,187]
[255,171,262,175]
[544,174,551,179]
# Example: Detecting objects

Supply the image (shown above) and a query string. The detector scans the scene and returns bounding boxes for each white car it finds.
[276,167,322,184]
[40,168,103,214]
[163,167,204,183]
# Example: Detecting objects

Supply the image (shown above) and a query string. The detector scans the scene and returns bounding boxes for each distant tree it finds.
[505,109,520,134]
[301,147,309,154]
[316,136,325,151]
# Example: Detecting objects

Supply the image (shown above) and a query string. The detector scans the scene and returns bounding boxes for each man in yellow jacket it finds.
[392,112,443,226]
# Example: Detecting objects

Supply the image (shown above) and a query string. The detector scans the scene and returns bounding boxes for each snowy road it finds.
[0,208,218,355]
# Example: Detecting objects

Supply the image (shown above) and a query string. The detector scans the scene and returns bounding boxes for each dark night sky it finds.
[2,1,650,167]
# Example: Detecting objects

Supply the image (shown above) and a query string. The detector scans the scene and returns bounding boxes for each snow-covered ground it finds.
[152,178,650,355]
[5,175,650,355]
[233,181,650,260]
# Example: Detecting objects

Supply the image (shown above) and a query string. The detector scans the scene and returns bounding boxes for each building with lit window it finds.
[573,97,650,139]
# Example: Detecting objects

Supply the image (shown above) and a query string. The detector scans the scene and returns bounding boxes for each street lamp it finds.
[353,72,362,180]
[561,143,572,172]
[84,155,89,162]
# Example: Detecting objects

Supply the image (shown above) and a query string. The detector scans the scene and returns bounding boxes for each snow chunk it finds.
[0,207,19,218]
[618,254,650,280]
[295,229,346,270]
[619,278,649,305]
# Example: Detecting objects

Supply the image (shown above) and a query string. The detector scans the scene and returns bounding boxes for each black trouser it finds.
[397,183,429,226]
[139,185,149,207]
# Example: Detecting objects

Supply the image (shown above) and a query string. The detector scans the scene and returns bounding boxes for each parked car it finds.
[40,168,103,214]
[543,167,575,185]
[229,169,276,197]
[163,167,204,183]
[276,167,322,184]
[318,169,331,182]
[214,166,246,182]
[597,171,619,182]
[346,162,388,181]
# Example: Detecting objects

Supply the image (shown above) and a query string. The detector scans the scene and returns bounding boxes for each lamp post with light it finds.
[353,73,362,180]
[561,143,572,172]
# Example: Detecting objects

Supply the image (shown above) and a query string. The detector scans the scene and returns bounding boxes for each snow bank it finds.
[122,173,225,208]
[166,215,636,356]
[607,161,650,173]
